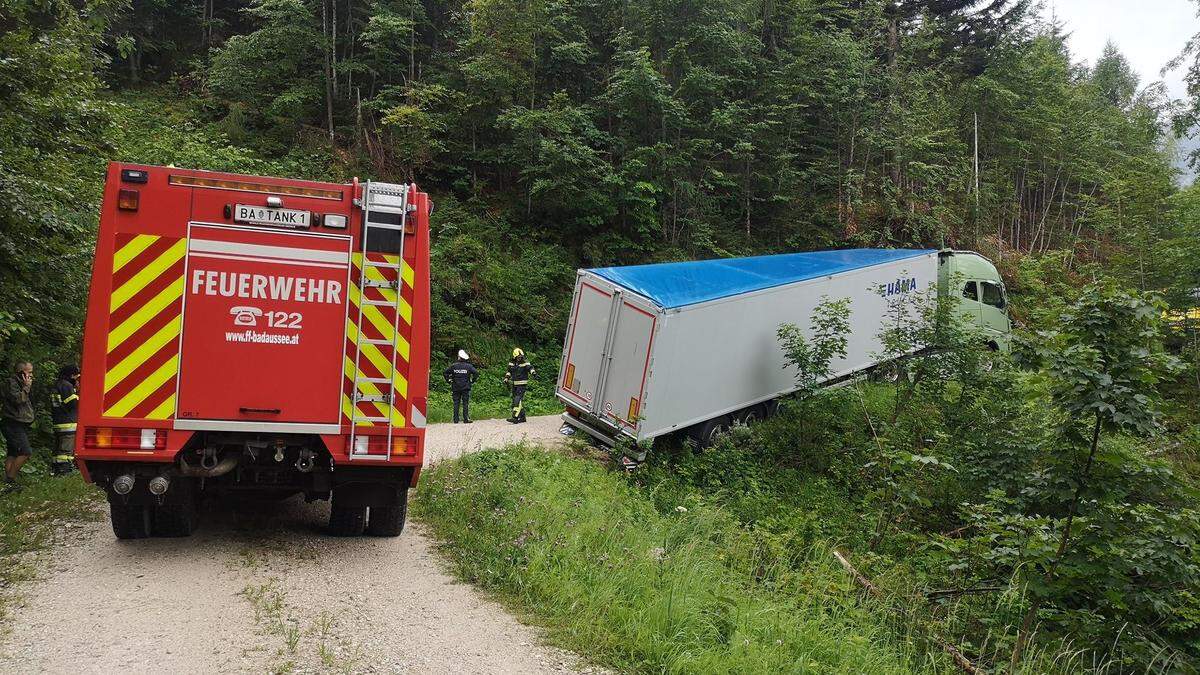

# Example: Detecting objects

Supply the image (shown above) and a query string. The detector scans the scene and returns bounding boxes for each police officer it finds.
[443,350,479,423]
[49,364,80,475]
[504,348,536,424]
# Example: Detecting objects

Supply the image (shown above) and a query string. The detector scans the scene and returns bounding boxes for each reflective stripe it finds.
[51,455,74,462]
[54,423,77,432]
[512,380,528,385]
[63,393,79,404]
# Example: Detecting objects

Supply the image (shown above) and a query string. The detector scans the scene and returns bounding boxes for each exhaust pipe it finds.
[112,474,135,495]
[177,454,239,478]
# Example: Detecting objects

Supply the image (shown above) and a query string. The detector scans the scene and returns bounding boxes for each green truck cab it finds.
[937,250,1012,352]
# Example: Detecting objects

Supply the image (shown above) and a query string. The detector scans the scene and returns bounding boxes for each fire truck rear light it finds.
[352,436,416,456]
[85,427,165,450]
[169,175,343,200]
[117,189,139,211]
[393,437,416,455]
[322,214,347,229]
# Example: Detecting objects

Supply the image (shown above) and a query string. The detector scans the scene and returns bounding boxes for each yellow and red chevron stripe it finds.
[343,252,416,427]
[102,233,185,420]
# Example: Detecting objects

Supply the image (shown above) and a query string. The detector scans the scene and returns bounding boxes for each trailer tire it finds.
[366,494,408,537]
[110,503,152,540]
[689,416,730,449]
[736,404,767,426]
[329,502,367,536]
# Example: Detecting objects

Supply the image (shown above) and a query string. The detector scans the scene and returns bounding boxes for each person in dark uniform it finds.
[443,350,479,423]
[49,364,80,475]
[504,348,536,424]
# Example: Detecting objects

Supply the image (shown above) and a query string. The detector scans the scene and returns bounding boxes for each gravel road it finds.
[0,415,586,674]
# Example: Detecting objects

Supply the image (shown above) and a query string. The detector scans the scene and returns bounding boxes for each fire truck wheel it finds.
[366,495,408,537]
[152,502,197,537]
[329,503,367,536]
[110,503,152,540]
[151,479,198,537]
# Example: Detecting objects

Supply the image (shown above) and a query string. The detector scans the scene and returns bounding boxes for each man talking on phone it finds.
[3,362,35,490]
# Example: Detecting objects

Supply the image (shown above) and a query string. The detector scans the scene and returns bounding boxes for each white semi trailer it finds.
[555,248,1009,447]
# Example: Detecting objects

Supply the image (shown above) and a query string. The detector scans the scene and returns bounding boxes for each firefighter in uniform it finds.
[443,350,479,424]
[49,364,80,475]
[504,348,536,424]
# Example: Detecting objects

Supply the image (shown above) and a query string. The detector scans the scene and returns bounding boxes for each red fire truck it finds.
[76,162,431,539]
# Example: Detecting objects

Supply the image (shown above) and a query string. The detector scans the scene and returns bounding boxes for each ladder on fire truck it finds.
[348,181,413,461]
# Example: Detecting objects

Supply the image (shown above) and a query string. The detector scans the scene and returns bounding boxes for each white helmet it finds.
[458,349,469,360]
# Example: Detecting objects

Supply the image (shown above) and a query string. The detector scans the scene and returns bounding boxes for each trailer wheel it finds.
[689,416,730,449]
[329,502,367,536]
[366,493,408,537]
[110,503,152,540]
[736,404,767,426]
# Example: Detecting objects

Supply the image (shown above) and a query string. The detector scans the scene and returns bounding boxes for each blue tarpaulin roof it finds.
[589,248,935,309]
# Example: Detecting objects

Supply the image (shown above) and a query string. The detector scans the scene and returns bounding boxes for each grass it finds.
[0,468,103,625]
[412,443,948,674]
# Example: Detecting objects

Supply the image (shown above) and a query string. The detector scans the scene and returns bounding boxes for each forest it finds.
[3,0,1200,671]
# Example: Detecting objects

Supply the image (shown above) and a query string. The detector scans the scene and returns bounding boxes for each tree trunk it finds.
[322,0,335,141]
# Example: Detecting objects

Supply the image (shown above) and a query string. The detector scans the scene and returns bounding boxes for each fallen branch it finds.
[832,549,984,675]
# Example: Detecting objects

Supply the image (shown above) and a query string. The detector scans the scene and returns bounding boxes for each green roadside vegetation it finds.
[414,443,934,674]
[415,271,1200,673]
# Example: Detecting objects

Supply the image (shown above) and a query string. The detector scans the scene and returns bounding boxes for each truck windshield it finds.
[980,281,1005,309]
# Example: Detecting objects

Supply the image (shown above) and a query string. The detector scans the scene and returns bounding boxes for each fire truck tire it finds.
[366,495,408,537]
[152,503,197,537]
[329,503,367,536]
[151,479,198,537]
[110,503,152,540]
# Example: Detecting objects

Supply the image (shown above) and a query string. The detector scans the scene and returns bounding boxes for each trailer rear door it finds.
[559,274,658,432]
[175,223,352,431]
[559,278,615,414]
[596,296,657,431]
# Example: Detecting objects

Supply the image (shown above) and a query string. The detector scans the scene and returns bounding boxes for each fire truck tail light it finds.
[322,214,347,229]
[117,189,139,211]
[352,436,416,456]
[140,429,159,449]
[85,427,165,450]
